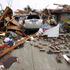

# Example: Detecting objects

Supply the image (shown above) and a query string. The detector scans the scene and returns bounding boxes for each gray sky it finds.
[0,0,70,11]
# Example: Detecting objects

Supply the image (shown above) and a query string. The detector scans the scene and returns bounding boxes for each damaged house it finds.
[49,4,70,32]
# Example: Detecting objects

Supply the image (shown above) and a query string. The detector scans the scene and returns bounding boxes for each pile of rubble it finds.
[0,7,30,70]
[0,7,24,35]
[0,6,70,70]
[0,31,30,69]
[30,34,70,64]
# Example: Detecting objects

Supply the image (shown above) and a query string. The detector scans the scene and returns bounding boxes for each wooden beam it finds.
[0,7,12,20]
[7,26,21,31]
[0,37,29,58]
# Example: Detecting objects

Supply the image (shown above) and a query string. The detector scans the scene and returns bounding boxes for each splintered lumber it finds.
[15,31,27,37]
[0,7,12,20]
[7,26,21,31]
[10,18,20,26]
[5,17,20,27]
[0,37,29,58]
[5,16,21,26]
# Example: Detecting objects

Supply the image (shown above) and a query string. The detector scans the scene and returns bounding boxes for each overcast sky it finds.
[0,0,70,11]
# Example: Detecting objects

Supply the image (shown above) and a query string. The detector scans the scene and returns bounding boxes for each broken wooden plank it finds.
[10,18,20,26]
[7,26,21,31]
[0,37,29,58]
[0,7,12,20]
[34,45,43,49]
[47,48,60,54]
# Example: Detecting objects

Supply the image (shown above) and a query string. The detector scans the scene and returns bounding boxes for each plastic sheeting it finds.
[36,24,60,37]
[43,24,60,37]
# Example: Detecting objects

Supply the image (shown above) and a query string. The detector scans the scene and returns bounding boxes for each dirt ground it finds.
[8,37,70,70]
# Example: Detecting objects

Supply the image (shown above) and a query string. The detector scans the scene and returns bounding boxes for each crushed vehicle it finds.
[24,14,43,34]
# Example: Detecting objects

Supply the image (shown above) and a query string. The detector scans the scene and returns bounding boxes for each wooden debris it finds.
[10,18,20,26]
[56,54,62,63]
[5,17,22,31]
[50,46,56,50]
[0,7,12,21]
[47,48,60,54]
[7,25,21,31]
[34,45,43,49]
[0,37,29,58]
[55,46,60,50]
[0,32,6,36]
[39,48,45,52]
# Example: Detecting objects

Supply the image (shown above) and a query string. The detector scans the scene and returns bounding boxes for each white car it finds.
[24,14,43,29]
